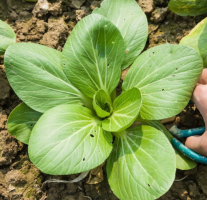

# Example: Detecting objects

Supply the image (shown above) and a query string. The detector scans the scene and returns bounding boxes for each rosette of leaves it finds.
[0,20,16,55]
[5,0,203,199]
[168,0,207,16]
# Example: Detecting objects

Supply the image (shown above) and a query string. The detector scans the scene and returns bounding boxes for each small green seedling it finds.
[0,20,16,56]
[168,0,207,16]
[5,0,203,199]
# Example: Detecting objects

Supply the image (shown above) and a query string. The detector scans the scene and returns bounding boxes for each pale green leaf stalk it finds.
[4,0,203,200]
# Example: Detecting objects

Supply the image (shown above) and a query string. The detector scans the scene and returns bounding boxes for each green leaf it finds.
[174,148,196,170]
[93,89,112,118]
[107,125,176,200]
[7,103,42,144]
[180,17,207,68]
[62,14,126,98]
[93,0,148,70]
[123,44,203,120]
[138,119,196,170]
[168,0,207,16]
[4,43,86,113]
[0,20,16,55]
[28,104,113,175]
[102,88,142,132]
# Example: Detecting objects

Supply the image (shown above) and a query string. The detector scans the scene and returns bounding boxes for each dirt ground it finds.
[0,0,207,199]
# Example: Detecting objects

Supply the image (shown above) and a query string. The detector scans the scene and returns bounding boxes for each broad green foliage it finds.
[4,0,203,200]
[7,103,42,144]
[102,88,142,132]
[123,44,203,120]
[29,104,113,175]
[168,0,207,16]
[62,14,125,98]
[138,119,196,170]
[5,43,86,113]
[107,125,176,200]
[93,0,148,69]
[0,20,16,55]
[180,17,207,68]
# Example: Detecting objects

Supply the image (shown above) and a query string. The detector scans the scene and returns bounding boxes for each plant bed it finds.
[0,0,207,200]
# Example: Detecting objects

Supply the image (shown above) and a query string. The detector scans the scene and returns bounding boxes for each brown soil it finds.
[0,0,207,199]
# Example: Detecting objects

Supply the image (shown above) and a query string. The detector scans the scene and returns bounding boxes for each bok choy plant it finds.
[4,0,203,199]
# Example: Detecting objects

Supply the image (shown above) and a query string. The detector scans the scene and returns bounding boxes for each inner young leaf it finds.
[103,102,112,113]
[93,89,113,118]
[102,87,142,132]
